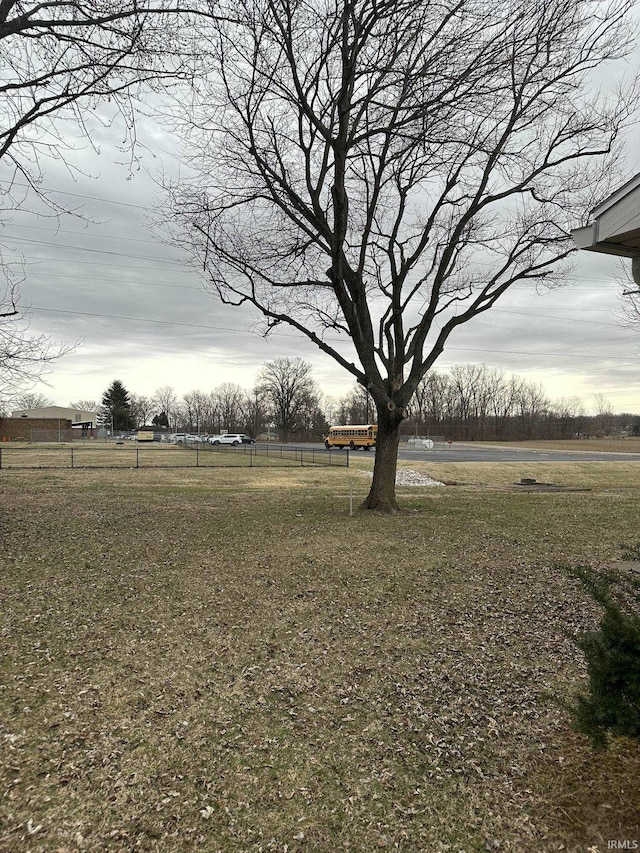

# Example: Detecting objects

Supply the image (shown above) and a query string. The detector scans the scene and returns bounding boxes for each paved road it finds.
[395,443,640,463]
[283,442,640,463]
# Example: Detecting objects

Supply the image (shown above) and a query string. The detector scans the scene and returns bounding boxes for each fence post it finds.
[0,447,2,469]
[346,448,349,467]
[249,448,253,467]
[71,447,74,469]
[136,446,139,469]
[196,445,199,467]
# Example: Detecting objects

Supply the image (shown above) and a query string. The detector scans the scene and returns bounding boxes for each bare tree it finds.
[130,393,153,427]
[165,0,638,510]
[214,383,245,432]
[0,1,204,195]
[411,366,552,439]
[69,399,98,412]
[0,1,209,390]
[200,391,218,433]
[618,257,640,325]
[13,391,53,409]
[513,380,548,440]
[182,389,210,432]
[323,395,339,429]
[489,371,524,440]
[1,281,74,407]
[552,396,586,438]
[413,371,451,430]
[337,383,375,425]
[153,384,178,429]
[258,357,318,442]
[592,393,616,437]
[241,386,269,438]
[296,388,328,440]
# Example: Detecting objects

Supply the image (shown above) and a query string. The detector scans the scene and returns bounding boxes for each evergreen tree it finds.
[568,564,640,749]
[101,380,134,432]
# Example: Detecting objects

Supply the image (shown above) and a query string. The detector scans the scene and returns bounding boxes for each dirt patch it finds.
[511,482,592,492]
[473,478,593,492]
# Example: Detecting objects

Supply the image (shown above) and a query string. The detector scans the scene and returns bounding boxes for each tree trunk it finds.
[361,405,402,512]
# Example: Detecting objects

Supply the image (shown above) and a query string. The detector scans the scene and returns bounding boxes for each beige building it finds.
[10,406,97,429]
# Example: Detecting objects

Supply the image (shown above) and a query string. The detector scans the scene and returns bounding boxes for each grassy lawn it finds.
[1,461,639,852]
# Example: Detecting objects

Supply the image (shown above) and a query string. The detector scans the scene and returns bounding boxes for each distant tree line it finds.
[92,358,330,441]
[42,360,637,442]
[325,365,639,441]
[405,366,638,441]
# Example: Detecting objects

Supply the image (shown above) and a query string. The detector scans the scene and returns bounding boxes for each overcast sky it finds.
[2,68,639,416]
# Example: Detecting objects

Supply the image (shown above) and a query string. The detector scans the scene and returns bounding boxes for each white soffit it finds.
[572,173,640,258]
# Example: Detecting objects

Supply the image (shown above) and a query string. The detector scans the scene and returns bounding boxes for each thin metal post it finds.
[136,446,139,469]
[346,448,349,467]
[196,445,199,467]
[71,448,74,469]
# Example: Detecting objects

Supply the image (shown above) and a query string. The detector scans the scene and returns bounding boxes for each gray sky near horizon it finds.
[2,73,640,416]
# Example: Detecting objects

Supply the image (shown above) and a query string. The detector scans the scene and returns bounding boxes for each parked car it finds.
[208,433,255,446]
[173,433,201,444]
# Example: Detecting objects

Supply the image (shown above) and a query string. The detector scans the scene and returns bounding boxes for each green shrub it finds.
[568,564,640,749]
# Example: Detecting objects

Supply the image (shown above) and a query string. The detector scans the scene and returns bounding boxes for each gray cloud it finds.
[1,104,638,414]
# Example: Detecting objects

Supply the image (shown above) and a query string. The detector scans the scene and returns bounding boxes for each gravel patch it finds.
[362,467,445,486]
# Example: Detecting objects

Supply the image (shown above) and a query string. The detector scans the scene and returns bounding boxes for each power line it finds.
[0,179,149,210]
[488,308,622,328]
[31,305,251,333]
[2,231,628,286]
[29,305,639,363]
[1,222,162,246]
[8,271,629,325]
[21,271,204,290]
[13,268,629,312]
[3,234,186,265]
[1,253,190,273]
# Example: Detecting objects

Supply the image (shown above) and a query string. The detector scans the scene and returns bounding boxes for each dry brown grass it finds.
[1,465,639,852]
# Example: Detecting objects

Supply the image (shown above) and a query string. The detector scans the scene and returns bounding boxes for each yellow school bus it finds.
[324,424,377,451]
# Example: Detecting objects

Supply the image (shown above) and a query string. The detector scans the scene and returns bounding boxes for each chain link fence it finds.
[0,441,350,470]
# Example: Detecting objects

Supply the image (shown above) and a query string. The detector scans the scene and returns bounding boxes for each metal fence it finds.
[0,441,350,470]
